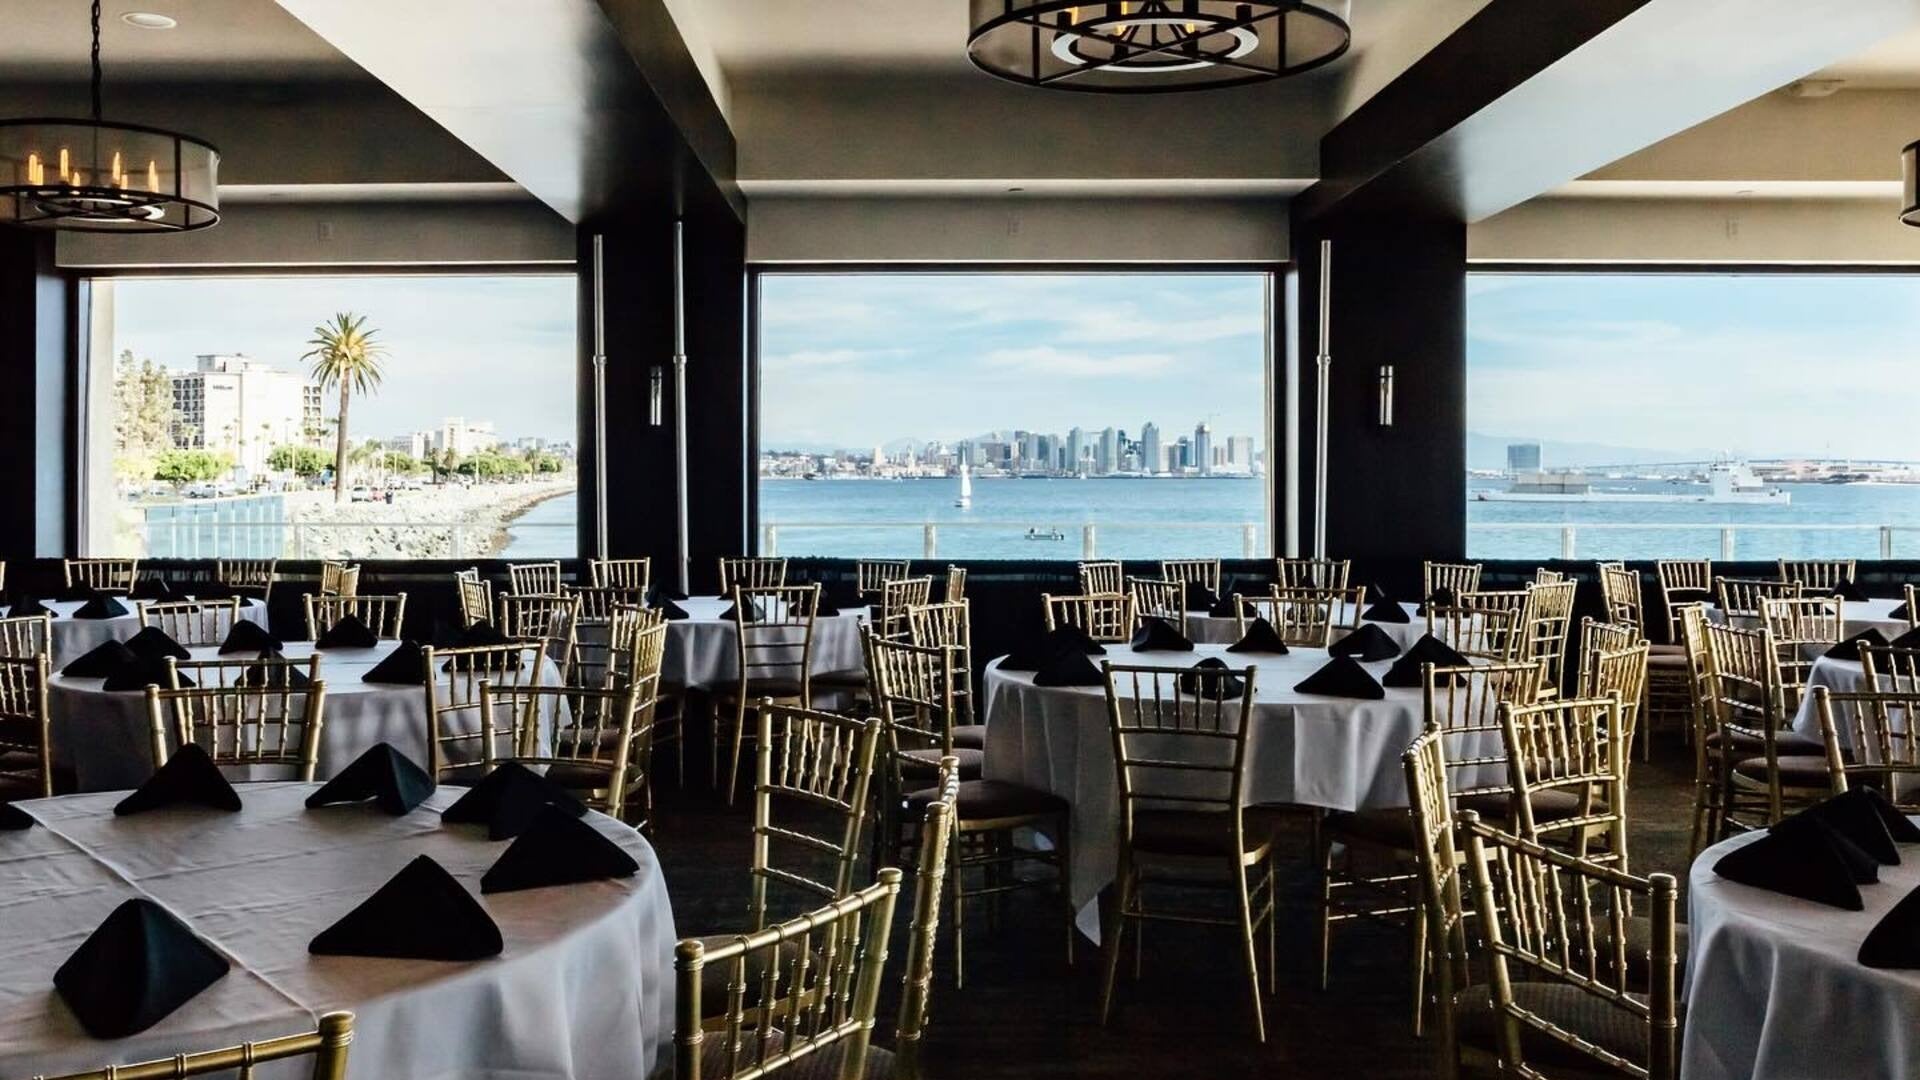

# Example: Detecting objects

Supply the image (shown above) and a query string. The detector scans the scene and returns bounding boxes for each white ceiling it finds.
[1809,21,1920,87]
[0,0,361,81]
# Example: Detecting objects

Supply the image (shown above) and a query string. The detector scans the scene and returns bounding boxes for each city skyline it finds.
[763,415,1262,478]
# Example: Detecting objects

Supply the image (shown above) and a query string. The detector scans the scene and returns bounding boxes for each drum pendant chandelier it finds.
[968,0,1351,93]
[0,0,220,232]
[1902,140,1920,226]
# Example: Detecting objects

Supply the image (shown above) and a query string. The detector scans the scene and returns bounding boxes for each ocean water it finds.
[499,490,578,557]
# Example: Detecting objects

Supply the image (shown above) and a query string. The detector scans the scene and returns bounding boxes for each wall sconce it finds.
[1377,364,1395,426]
[649,366,665,426]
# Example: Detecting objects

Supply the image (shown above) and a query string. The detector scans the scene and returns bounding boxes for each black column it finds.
[0,230,74,562]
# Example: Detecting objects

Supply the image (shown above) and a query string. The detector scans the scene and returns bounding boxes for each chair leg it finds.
[1056,815,1075,970]
[1314,815,1334,991]
[1099,868,1131,1027]
[1235,858,1268,1044]
[725,698,750,805]
[1411,896,1429,1036]
[1265,858,1277,995]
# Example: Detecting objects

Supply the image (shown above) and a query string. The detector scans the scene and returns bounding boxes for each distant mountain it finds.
[1466,432,1736,471]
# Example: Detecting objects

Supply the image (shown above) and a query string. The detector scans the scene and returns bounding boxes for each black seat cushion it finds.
[1455,982,1675,1069]
[951,724,987,750]
[1457,789,1610,824]
[1130,807,1285,857]
[905,779,1065,820]
[1708,729,1823,755]
[899,747,984,779]
[1733,755,1831,785]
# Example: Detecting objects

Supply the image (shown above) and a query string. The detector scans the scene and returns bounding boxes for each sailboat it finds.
[954,463,973,508]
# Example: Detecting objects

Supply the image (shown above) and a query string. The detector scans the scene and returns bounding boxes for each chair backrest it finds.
[454,568,493,626]
[604,605,668,692]
[907,600,974,724]
[1907,583,1920,630]
[64,558,139,593]
[1599,565,1644,634]
[943,565,966,602]
[1237,586,1339,647]
[35,1012,356,1080]
[674,871,904,1080]
[1715,576,1801,620]
[1103,661,1259,844]
[138,599,243,647]
[317,561,359,597]
[0,654,51,798]
[1126,577,1186,625]
[877,576,934,641]
[146,680,327,782]
[1780,558,1855,591]
[1429,603,1525,664]
[1580,640,1650,761]
[720,556,789,592]
[1160,559,1222,595]
[215,557,278,599]
[890,765,958,1080]
[497,591,582,683]
[1519,581,1579,689]
[507,561,563,594]
[590,556,652,591]
[420,641,549,780]
[303,593,407,640]
[0,613,52,660]
[1423,560,1482,598]
[733,585,819,697]
[1460,814,1679,1080]
[857,559,913,602]
[748,705,883,928]
[170,654,320,692]
[1701,621,1783,743]
[1812,686,1920,809]
[485,680,648,819]
[1076,560,1123,595]
[1580,618,1639,668]
[1861,644,1920,695]
[1656,559,1714,638]
[1041,592,1132,643]
[865,631,960,797]
[1277,557,1351,590]
[1760,594,1844,714]
[1499,694,1629,867]
[571,588,649,688]
[1423,660,1548,808]
[1533,568,1565,585]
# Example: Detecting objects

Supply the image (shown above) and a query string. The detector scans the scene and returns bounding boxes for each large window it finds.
[757,271,1273,560]
[85,274,577,560]
[1467,272,1920,560]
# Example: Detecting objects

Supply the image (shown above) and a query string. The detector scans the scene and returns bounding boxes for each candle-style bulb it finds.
[147,160,159,192]
[26,152,40,186]
[58,147,69,182]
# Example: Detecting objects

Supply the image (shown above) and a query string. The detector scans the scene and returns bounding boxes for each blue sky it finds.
[111,275,577,442]
[1469,274,1920,461]
[760,273,1268,451]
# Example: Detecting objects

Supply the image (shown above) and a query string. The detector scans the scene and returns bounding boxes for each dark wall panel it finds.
[0,230,72,561]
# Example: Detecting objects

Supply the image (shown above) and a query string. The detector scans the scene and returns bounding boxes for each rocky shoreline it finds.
[281,478,577,560]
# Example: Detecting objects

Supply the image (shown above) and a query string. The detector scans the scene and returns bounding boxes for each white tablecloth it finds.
[49,641,564,792]
[661,597,867,689]
[1790,655,1866,746]
[5,598,268,667]
[1683,823,1920,1080]
[0,783,674,1079]
[981,641,1502,934]
[1183,600,1428,649]
[1714,597,1911,640]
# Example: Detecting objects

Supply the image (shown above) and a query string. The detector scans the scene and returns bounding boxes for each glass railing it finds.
[761,521,1268,560]
[130,519,576,561]
[1466,522,1920,562]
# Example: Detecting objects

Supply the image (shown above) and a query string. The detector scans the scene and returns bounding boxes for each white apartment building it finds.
[171,354,316,476]
[430,417,499,458]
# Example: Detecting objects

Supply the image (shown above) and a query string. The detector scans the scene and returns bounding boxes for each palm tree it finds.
[302,313,388,505]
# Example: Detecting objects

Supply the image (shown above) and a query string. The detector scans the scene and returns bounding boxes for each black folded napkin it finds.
[1178,657,1247,700]
[237,655,312,689]
[1182,579,1218,612]
[1894,625,1920,650]
[998,640,1055,672]
[718,600,763,623]
[8,593,56,618]
[0,802,34,829]
[73,594,131,620]
[1294,656,1387,700]
[1047,624,1106,656]
[102,657,192,692]
[114,745,239,816]
[1226,617,1290,654]
[1859,882,1920,969]
[1794,789,1904,866]
[1362,596,1411,624]
[128,577,172,602]
[441,762,588,840]
[1382,634,1473,689]
[309,854,502,961]
[652,600,691,621]
[1834,580,1870,603]
[362,639,428,685]
[316,613,378,649]
[480,803,640,894]
[219,619,282,655]
[1207,593,1241,619]
[1130,617,1194,653]
[1851,785,1920,843]
[1031,649,1106,688]
[62,638,137,678]
[1714,813,1874,910]
[814,594,841,618]
[54,898,229,1038]
[1330,623,1402,662]
[648,585,689,604]
[1415,586,1456,617]
[1825,628,1891,662]
[125,625,190,662]
[1890,600,1912,622]
[306,743,435,815]
[444,621,522,672]
[193,580,240,601]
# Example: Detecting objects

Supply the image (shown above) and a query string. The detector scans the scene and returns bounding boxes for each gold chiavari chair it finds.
[943,564,966,601]
[145,678,327,782]
[1430,603,1525,664]
[1533,568,1566,586]
[63,557,139,593]
[420,640,549,783]
[303,593,407,640]
[1040,592,1133,644]
[1701,621,1827,834]
[506,560,563,594]
[215,558,278,601]
[1458,813,1679,1080]
[0,613,52,660]
[169,654,320,692]
[1904,583,1920,631]
[590,556,651,592]
[1812,686,1920,810]
[1237,586,1339,647]
[0,654,51,799]
[1519,581,1579,694]
[908,599,980,744]
[1278,556,1352,590]
[1423,560,1482,598]
[719,556,788,592]
[1679,605,1722,857]
[36,1012,356,1080]
[717,584,819,805]
[568,586,647,688]
[1403,728,1471,1062]
[1598,565,1642,631]
[1862,643,1920,694]
[1581,619,1638,664]
[454,568,493,626]
[1126,576,1187,625]
[1499,694,1630,869]
[1580,639,1650,777]
[673,870,904,1080]
[856,559,913,603]
[1102,660,1275,1041]
[1598,565,1690,757]
[608,606,681,794]
[877,576,933,642]
[137,598,243,647]
[1440,588,1528,654]
[1596,560,1627,572]
[883,769,958,1080]
[1161,558,1223,596]
[1072,560,1118,596]
[1759,594,1845,716]
[317,560,359,598]
[1714,576,1801,620]
[1780,558,1856,591]
[497,591,582,684]
[1656,559,1713,639]
[484,679,651,824]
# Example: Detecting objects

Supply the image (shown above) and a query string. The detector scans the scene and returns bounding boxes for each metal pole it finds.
[672,220,692,596]
[591,235,610,562]
[1313,239,1332,560]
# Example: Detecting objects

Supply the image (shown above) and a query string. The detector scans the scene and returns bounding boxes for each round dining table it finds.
[0,782,675,1079]
[1714,597,1912,641]
[49,640,565,792]
[659,596,868,689]
[1683,823,1920,1080]
[5,597,269,667]
[1183,600,1427,648]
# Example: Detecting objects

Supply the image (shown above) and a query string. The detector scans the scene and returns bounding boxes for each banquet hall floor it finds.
[650,733,1700,1079]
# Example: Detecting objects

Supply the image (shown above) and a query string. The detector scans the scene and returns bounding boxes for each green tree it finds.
[112,349,175,484]
[381,450,421,475]
[302,313,388,505]
[153,449,232,485]
[267,444,330,477]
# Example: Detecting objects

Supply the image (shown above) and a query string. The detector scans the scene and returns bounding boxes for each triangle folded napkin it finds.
[480,803,640,893]
[306,743,435,815]
[441,761,588,840]
[1294,656,1386,700]
[1329,624,1402,663]
[54,898,229,1038]
[1226,618,1289,654]
[309,855,502,961]
[1382,634,1473,689]
[115,745,240,816]
[1129,617,1194,653]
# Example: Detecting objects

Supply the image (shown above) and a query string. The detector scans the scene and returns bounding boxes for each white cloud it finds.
[981,345,1176,376]
[770,347,907,368]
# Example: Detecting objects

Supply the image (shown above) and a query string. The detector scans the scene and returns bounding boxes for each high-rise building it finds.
[430,417,499,458]
[1227,435,1254,473]
[1140,422,1162,475]
[170,354,316,477]
[1097,427,1118,475]
[1193,422,1213,476]
[1176,436,1192,470]
[1066,427,1086,475]
[1507,442,1543,473]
